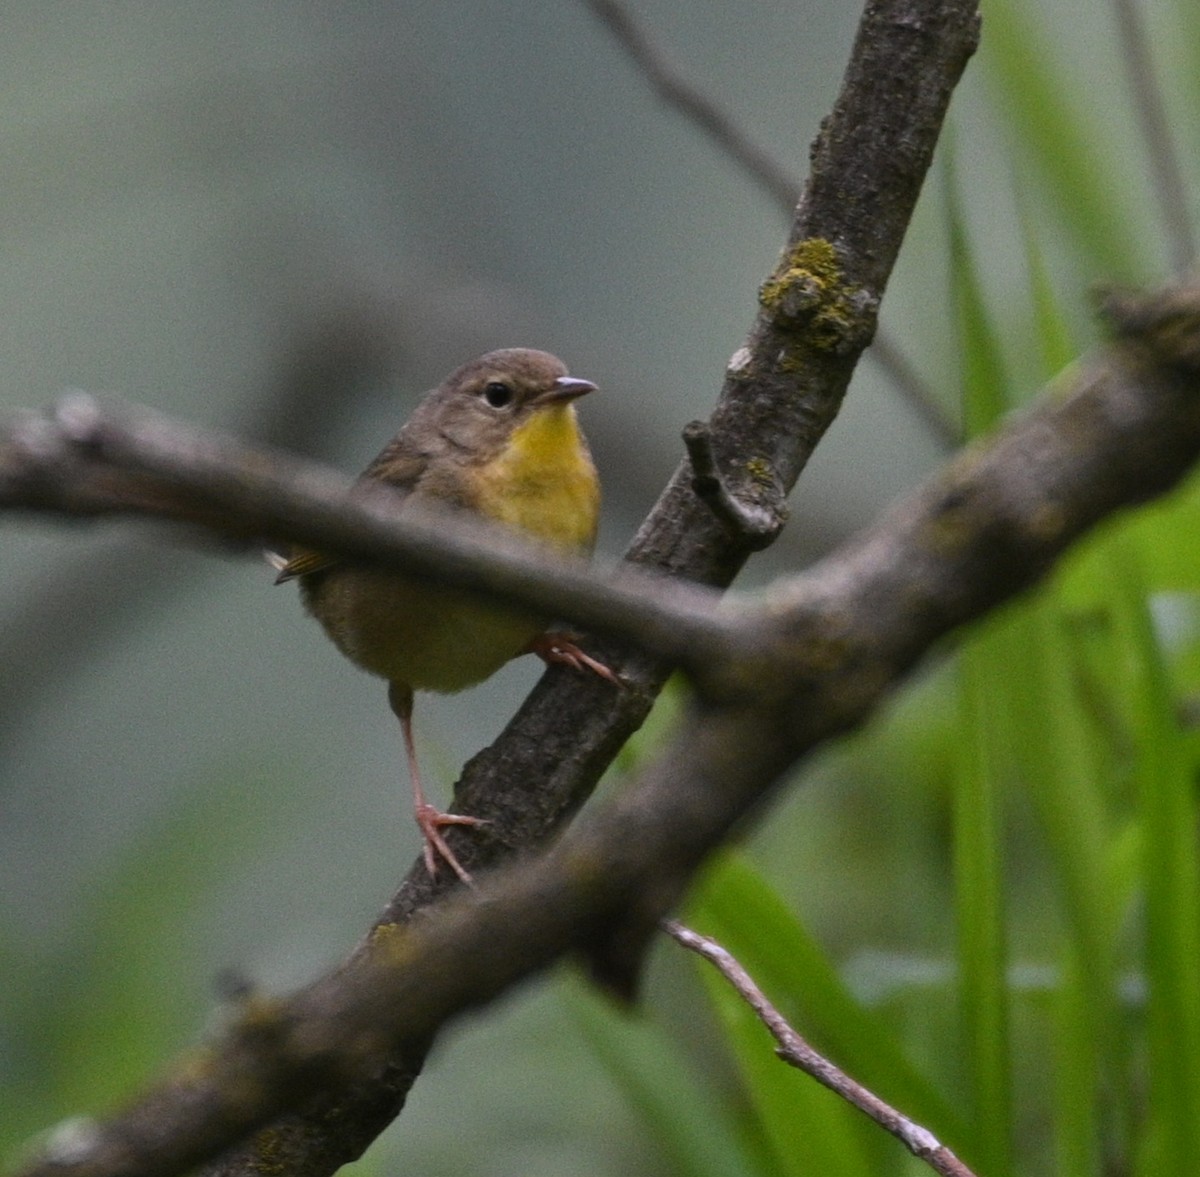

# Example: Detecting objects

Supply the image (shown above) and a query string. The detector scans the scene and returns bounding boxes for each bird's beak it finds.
[542,375,598,404]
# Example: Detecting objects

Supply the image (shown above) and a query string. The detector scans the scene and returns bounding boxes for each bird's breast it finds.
[302,569,541,693]
[300,402,601,694]
[470,404,600,553]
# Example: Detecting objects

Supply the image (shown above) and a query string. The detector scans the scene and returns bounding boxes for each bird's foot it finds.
[415,802,487,885]
[529,632,623,687]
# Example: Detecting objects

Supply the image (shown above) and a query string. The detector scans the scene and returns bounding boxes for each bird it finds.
[274,348,618,884]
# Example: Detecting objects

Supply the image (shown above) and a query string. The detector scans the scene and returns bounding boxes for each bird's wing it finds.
[272,546,337,584]
[273,432,429,585]
[360,430,431,488]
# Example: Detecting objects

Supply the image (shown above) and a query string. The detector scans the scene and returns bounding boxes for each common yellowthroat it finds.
[275,348,617,884]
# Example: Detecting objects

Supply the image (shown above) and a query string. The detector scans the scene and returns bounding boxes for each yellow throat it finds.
[474,402,600,553]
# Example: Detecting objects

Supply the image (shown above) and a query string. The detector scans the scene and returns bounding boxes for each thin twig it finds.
[1111,0,1196,276]
[585,0,799,210]
[867,332,960,448]
[663,921,979,1177]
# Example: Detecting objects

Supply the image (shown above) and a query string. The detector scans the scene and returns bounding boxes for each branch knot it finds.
[682,419,788,550]
[1100,284,1200,370]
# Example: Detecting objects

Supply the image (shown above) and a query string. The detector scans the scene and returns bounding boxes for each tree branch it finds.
[9,279,1200,1177]
[1,391,736,682]
[10,2,984,1173]
[584,0,958,448]
[584,0,801,211]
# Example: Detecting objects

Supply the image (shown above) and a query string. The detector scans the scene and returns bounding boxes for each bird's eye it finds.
[483,381,513,408]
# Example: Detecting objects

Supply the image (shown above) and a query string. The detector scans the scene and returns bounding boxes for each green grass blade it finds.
[1002,594,1124,1176]
[1119,476,1200,590]
[945,129,1016,1175]
[943,136,1010,437]
[1053,949,1104,1177]
[980,0,1144,280]
[566,978,767,1177]
[955,629,1014,1177]
[694,956,877,1177]
[1108,543,1200,1173]
[687,854,968,1151]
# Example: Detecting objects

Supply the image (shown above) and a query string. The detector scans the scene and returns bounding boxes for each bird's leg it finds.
[387,681,485,886]
[527,632,622,687]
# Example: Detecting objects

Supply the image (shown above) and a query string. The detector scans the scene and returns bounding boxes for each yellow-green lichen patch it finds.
[742,456,789,522]
[234,992,288,1032]
[366,920,416,966]
[247,1128,289,1176]
[745,456,775,487]
[759,238,872,354]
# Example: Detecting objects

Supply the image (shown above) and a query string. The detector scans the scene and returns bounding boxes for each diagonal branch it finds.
[585,0,957,446]
[10,281,1200,1177]
[584,0,801,211]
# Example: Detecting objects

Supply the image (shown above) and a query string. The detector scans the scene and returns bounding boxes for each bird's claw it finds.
[415,802,487,886]
[530,632,623,687]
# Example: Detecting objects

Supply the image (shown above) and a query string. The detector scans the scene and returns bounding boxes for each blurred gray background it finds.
[0,1,1153,1172]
